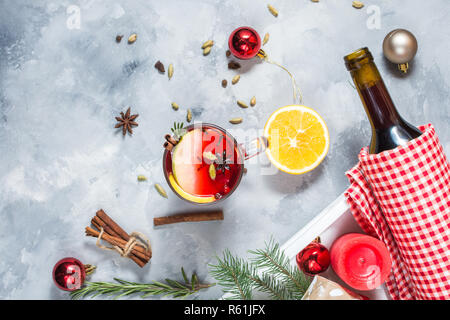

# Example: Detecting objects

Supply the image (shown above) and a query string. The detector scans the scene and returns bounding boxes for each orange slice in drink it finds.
[168,173,216,204]
[264,105,329,175]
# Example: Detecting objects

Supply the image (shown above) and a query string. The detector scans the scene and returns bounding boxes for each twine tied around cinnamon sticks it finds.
[85,209,152,268]
[96,228,151,259]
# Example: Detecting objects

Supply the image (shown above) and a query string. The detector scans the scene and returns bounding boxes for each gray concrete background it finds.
[0,0,448,299]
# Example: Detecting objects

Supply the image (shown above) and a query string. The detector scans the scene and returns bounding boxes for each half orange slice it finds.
[264,105,329,175]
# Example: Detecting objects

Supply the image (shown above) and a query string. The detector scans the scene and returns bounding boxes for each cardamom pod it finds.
[267,5,278,17]
[232,75,240,85]
[171,102,179,111]
[237,100,248,108]
[352,1,364,8]
[263,33,269,45]
[168,64,174,80]
[155,183,168,198]
[250,96,256,107]
[311,0,319,2]
[229,117,243,124]
[187,109,192,122]
[201,40,214,49]
[128,33,137,44]
[209,164,216,180]
[203,46,212,56]
[137,175,147,181]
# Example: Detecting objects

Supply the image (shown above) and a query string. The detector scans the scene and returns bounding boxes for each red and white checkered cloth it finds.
[345,124,450,300]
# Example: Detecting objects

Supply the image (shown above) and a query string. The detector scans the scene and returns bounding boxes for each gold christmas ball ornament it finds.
[382,29,418,73]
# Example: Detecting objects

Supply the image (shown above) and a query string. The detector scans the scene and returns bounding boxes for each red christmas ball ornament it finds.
[52,257,88,291]
[296,239,330,276]
[228,26,262,60]
[227,26,302,103]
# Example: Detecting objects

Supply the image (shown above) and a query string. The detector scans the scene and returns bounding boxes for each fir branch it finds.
[248,271,293,300]
[249,237,310,299]
[209,239,311,300]
[208,249,253,300]
[70,268,213,300]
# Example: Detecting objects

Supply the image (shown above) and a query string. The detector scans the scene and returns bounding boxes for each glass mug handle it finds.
[239,136,269,160]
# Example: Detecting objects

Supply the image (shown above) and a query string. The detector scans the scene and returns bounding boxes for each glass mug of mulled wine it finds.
[162,123,267,204]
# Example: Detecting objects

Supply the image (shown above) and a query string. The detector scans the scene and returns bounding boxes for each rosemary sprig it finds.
[70,268,213,300]
[171,122,187,140]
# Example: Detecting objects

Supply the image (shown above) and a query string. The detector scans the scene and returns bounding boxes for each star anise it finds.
[215,150,232,174]
[115,107,139,136]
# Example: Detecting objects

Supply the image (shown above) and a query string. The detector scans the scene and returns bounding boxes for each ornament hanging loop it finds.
[84,264,96,276]
[257,49,303,104]
[398,62,409,73]
[256,49,268,59]
[228,27,303,104]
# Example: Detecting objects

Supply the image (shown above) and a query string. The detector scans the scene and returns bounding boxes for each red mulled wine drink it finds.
[163,124,244,204]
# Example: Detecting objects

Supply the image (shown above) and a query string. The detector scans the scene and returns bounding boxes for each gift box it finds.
[302,275,364,300]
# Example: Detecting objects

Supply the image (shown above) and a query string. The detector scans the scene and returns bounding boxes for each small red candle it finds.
[330,233,391,291]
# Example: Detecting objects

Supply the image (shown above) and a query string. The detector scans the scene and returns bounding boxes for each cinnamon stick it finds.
[165,134,178,146]
[153,210,224,226]
[92,216,117,238]
[86,210,152,268]
[96,209,130,241]
[88,224,151,259]
[92,211,151,266]
[163,141,173,151]
[85,227,151,262]
[91,218,149,266]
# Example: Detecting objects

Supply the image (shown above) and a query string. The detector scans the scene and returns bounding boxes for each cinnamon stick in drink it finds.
[153,210,224,226]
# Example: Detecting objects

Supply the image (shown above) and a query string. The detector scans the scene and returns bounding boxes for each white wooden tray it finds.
[281,193,390,300]
[221,193,390,300]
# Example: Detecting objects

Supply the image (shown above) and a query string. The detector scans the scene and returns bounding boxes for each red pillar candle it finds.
[330,233,391,291]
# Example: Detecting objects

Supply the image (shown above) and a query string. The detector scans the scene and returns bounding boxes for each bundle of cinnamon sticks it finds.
[85,209,152,268]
